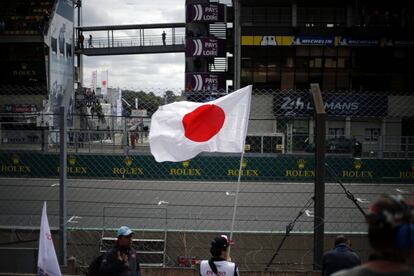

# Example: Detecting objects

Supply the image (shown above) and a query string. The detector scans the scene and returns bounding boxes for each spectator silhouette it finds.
[333,195,414,276]
[322,235,360,276]
[200,235,238,276]
[88,34,93,48]
[79,32,84,49]
[162,31,166,45]
[100,226,141,276]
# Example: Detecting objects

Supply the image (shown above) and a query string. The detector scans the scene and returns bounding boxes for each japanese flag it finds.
[37,202,62,276]
[149,85,252,162]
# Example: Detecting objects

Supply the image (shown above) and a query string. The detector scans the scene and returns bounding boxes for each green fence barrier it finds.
[0,152,413,182]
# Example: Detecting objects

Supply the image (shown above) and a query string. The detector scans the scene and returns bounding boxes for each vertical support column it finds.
[347,4,353,28]
[107,30,110,48]
[123,118,128,155]
[112,30,114,47]
[380,118,386,158]
[59,106,67,266]
[310,84,326,271]
[309,119,315,145]
[345,116,351,138]
[234,0,241,89]
[292,2,297,27]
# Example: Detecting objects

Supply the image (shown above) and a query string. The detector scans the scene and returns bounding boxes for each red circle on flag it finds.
[182,104,225,142]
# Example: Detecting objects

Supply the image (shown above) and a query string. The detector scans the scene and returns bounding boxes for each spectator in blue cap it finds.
[101,226,141,276]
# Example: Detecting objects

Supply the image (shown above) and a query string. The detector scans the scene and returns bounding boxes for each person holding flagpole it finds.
[200,235,239,276]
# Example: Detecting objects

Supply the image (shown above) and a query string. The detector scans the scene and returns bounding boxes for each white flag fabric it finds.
[101,70,108,96]
[91,70,97,94]
[37,202,62,276]
[150,85,252,162]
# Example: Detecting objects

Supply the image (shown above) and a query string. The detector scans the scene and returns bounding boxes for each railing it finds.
[79,34,186,49]
[1,126,414,158]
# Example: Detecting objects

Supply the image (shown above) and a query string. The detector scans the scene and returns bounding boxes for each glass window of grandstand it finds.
[241,5,291,26]
[242,45,410,92]
[365,128,381,142]
[297,5,346,27]
[354,5,409,27]
[329,128,345,139]
[293,120,309,151]
[241,48,283,88]
[293,46,351,91]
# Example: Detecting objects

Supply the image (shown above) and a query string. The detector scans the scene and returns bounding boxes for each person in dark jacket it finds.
[333,195,414,276]
[101,226,141,276]
[322,235,361,276]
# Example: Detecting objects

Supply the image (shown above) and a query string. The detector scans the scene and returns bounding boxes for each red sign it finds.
[4,104,37,113]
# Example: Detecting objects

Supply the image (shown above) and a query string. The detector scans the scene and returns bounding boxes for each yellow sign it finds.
[285,159,314,177]
[342,159,373,178]
[170,160,202,176]
[1,154,31,173]
[13,63,37,76]
[227,158,260,177]
[399,162,414,179]
[112,156,144,175]
[57,155,88,174]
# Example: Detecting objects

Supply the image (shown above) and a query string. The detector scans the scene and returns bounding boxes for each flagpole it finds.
[228,150,245,257]
[228,86,252,258]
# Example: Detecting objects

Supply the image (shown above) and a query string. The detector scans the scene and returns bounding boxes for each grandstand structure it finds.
[236,0,414,157]
[0,0,72,143]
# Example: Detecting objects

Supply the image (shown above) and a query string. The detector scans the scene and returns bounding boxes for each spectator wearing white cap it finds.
[101,226,141,276]
[200,234,239,276]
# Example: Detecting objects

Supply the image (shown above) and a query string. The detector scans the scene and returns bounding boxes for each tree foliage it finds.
[121,90,163,116]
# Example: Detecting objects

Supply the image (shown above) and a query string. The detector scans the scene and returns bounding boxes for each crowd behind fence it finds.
[0,88,414,271]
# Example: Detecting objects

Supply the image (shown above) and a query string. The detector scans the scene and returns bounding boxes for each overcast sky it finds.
[80,0,186,93]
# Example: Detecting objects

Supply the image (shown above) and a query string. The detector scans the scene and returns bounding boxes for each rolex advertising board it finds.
[0,153,412,183]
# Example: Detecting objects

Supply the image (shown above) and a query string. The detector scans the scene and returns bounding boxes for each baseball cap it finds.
[211,234,234,250]
[117,226,133,237]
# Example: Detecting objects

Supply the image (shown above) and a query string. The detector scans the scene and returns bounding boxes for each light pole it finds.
[233,0,241,90]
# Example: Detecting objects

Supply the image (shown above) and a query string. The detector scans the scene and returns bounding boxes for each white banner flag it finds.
[149,86,252,162]
[101,70,108,96]
[37,202,62,276]
[91,70,97,94]
[116,88,123,127]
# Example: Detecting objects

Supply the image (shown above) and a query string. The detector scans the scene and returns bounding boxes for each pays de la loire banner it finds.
[186,3,225,23]
[186,38,226,57]
[185,73,226,92]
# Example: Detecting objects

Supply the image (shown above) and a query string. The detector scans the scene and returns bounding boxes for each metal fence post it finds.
[123,118,128,155]
[310,84,326,271]
[59,106,67,266]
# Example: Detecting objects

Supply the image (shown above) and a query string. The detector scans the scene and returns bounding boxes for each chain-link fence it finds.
[1,88,414,271]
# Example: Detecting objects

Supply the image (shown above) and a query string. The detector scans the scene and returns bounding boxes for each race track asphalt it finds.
[1,178,413,233]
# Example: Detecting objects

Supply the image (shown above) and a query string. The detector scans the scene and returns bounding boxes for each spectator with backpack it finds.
[200,235,239,276]
[333,195,414,276]
[99,226,141,276]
